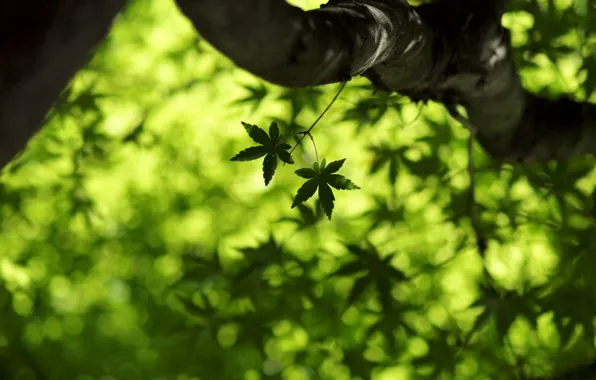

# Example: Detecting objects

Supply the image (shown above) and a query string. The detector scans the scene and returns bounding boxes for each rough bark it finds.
[0,0,127,168]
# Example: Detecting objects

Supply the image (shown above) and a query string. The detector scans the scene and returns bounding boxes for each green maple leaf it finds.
[367,143,404,184]
[362,195,405,231]
[330,242,407,313]
[292,158,360,220]
[232,82,269,112]
[468,282,540,344]
[230,121,294,185]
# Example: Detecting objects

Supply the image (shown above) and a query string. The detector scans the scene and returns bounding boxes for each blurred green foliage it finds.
[1,0,596,379]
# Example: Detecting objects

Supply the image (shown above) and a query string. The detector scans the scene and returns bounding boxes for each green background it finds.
[1,0,596,379]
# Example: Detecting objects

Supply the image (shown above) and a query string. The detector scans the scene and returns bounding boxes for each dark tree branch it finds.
[173,0,436,88]
[174,0,596,164]
[1,0,595,168]
[0,0,126,168]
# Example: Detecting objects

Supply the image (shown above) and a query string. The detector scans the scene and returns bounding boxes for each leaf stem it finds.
[306,133,319,163]
[289,81,348,155]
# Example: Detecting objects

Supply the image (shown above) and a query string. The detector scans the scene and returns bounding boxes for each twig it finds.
[289,81,348,155]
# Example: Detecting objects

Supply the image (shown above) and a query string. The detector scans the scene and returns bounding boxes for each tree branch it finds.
[0,0,126,169]
[2,0,596,169]
[174,0,596,163]
[173,0,436,88]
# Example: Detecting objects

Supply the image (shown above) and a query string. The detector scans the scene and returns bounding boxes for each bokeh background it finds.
[1,0,596,379]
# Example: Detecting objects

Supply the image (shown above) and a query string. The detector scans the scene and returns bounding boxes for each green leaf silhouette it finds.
[269,121,280,140]
[232,83,268,112]
[327,174,360,190]
[318,182,335,219]
[230,146,268,161]
[263,153,278,186]
[292,179,318,208]
[242,122,270,145]
[231,121,294,185]
[367,144,404,184]
[330,260,365,277]
[322,158,345,174]
[278,199,324,230]
[295,168,316,179]
[291,158,360,220]
[348,276,372,305]
[276,148,294,164]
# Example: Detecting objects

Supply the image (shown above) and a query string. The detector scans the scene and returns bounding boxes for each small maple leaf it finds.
[230,121,294,185]
[292,158,360,220]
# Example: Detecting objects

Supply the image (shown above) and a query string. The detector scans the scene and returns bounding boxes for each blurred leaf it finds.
[541,286,596,349]
[278,87,324,120]
[470,283,540,344]
[411,329,459,377]
[278,199,324,230]
[232,83,269,112]
[367,144,404,184]
[331,243,406,311]
[318,182,335,219]
[361,194,404,231]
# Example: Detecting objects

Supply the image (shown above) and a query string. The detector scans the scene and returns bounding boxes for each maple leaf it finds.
[232,82,269,112]
[277,199,325,230]
[367,143,404,184]
[291,158,360,220]
[230,121,294,185]
[330,242,407,314]
[467,282,541,345]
